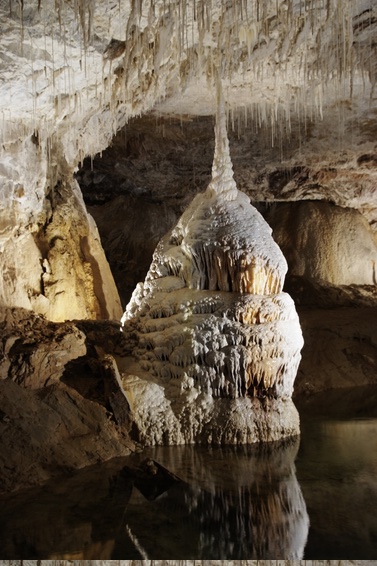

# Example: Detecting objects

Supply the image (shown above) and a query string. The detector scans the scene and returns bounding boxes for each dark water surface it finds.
[1,387,377,559]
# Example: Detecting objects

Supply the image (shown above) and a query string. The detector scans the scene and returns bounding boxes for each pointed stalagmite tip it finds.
[208,74,238,200]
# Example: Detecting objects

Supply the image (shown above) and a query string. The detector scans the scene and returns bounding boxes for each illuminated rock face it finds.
[0,173,123,322]
[120,96,303,445]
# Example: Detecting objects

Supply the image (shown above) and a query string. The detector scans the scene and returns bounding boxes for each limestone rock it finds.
[121,279,302,445]
[266,201,377,287]
[38,179,123,322]
[149,189,287,295]
[0,378,133,494]
[0,170,123,321]
[0,310,135,493]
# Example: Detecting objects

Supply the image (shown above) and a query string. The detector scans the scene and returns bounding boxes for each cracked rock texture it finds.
[0,307,86,389]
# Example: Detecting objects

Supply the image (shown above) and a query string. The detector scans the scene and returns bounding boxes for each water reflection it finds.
[296,415,377,559]
[0,437,309,559]
[134,439,309,559]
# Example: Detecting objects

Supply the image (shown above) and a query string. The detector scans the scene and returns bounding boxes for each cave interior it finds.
[0,2,377,556]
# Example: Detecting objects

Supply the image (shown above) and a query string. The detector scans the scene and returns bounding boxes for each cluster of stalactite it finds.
[157,239,285,295]
[3,0,376,167]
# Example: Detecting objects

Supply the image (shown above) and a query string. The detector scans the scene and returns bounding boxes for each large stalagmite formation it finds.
[120,86,304,444]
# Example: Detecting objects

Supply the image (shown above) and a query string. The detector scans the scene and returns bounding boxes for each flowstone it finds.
[120,88,304,445]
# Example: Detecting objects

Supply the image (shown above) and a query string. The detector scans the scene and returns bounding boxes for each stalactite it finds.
[3,0,373,164]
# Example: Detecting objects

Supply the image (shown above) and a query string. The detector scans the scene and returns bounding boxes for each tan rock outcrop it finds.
[266,201,377,287]
[38,179,123,322]
[0,168,122,321]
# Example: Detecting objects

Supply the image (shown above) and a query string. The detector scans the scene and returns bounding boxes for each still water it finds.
[1,387,377,559]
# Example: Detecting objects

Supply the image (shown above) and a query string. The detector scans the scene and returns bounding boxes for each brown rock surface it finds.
[0,307,86,389]
[0,379,133,494]
[0,308,135,494]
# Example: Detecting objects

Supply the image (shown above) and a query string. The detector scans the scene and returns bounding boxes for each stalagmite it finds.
[120,80,304,445]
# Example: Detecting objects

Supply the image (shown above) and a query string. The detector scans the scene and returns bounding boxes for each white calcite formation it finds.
[120,88,304,445]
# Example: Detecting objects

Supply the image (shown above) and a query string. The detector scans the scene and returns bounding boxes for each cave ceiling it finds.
[0,0,376,197]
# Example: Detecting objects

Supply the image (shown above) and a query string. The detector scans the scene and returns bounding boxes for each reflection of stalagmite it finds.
[130,438,310,559]
[0,439,309,558]
[120,82,304,445]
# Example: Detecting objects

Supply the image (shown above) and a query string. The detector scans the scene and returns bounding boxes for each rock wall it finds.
[0,307,134,493]
[0,170,122,321]
[266,201,377,287]
[38,179,123,321]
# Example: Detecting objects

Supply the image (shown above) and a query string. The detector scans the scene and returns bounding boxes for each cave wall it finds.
[265,201,377,286]
[0,159,122,321]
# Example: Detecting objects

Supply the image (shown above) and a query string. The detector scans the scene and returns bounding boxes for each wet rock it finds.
[0,309,135,493]
[0,379,134,494]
